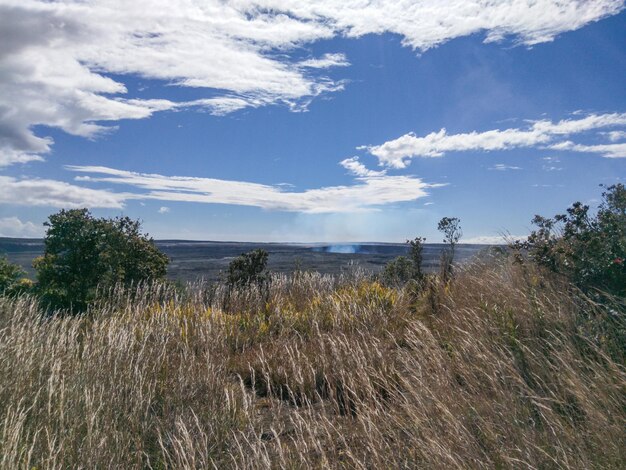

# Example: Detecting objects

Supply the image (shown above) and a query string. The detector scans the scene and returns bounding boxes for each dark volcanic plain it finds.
[0,238,492,282]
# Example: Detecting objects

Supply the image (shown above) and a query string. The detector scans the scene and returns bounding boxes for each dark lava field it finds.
[0,238,493,282]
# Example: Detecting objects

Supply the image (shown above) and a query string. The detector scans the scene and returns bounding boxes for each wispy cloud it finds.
[489,163,522,171]
[366,112,626,168]
[1,1,623,166]
[549,141,626,158]
[0,176,127,209]
[299,53,350,69]
[0,157,443,213]
[66,165,441,213]
[604,130,626,142]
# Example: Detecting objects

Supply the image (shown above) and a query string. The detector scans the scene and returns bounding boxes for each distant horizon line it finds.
[0,236,505,246]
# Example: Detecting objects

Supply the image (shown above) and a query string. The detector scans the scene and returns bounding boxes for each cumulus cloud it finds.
[67,165,441,213]
[158,206,170,214]
[0,0,623,166]
[0,216,41,237]
[366,112,626,168]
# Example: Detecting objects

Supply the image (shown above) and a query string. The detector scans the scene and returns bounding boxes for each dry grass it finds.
[0,255,624,468]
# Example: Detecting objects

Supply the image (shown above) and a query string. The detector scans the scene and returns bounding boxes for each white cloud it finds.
[284,0,624,50]
[0,175,127,209]
[550,141,626,158]
[604,130,626,142]
[489,163,522,171]
[67,165,441,213]
[339,156,386,177]
[0,1,337,166]
[299,53,350,69]
[366,112,626,168]
[0,216,41,237]
[158,206,170,214]
[541,156,562,170]
[0,1,622,166]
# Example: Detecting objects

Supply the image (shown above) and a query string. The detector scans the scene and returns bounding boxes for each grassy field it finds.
[0,253,624,468]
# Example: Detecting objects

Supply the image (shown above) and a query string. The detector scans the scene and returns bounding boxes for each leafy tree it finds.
[527,184,625,295]
[438,217,462,281]
[407,236,426,280]
[438,217,462,253]
[227,249,269,287]
[34,209,169,312]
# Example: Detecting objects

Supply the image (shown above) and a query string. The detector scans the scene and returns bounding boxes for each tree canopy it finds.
[34,209,169,311]
[437,217,463,249]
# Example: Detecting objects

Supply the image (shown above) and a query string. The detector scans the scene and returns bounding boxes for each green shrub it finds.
[381,237,426,286]
[0,256,28,295]
[381,256,414,286]
[34,208,169,312]
[227,249,269,287]
[527,184,625,296]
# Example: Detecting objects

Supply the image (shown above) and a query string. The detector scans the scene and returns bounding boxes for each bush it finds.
[34,208,169,312]
[527,184,625,296]
[0,256,28,295]
[380,256,414,286]
[381,237,426,286]
[227,249,269,287]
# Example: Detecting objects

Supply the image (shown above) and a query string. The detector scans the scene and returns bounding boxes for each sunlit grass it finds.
[0,255,624,468]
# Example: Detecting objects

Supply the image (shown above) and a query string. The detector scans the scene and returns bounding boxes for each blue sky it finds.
[0,1,625,242]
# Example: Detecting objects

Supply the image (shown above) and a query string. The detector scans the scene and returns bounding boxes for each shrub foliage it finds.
[381,237,426,286]
[527,184,625,296]
[227,248,269,287]
[0,256,27,295]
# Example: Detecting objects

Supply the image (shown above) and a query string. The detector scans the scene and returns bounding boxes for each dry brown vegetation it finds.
[0,254,624,468]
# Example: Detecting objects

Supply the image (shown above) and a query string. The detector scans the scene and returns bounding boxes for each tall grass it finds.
[0,255,624,468]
